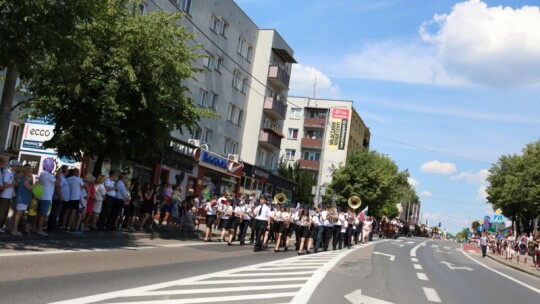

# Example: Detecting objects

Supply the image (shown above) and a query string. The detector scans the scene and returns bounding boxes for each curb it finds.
[486,254,540,279]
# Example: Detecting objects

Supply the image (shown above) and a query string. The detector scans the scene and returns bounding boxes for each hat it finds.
[9,160,22,167]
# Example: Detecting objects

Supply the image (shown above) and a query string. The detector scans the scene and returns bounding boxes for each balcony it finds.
[301,137,323,149]
[263,97,287,120]
[298,159,320,171]
[268,65,290,90]
[259,129,282,150]
[304,117,326,129]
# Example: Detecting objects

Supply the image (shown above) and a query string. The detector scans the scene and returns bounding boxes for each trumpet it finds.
[348,196,361,210]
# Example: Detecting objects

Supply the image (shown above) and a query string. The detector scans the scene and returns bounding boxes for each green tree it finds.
[487,140,540,234]
[0,0,103,153]
[19,1,217,175]
[325,149,410,216]
[278,159,315,205]
[455,228,469,242]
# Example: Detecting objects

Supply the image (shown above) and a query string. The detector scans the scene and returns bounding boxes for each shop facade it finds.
[241,163,296,204]
[195,150,244,200]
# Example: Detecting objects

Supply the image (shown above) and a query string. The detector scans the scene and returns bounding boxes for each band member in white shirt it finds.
[272,204,285,252]
[218,200,232,243]
[237,198,252,246]
[253,196,271,252]
[311,207,323,253]
[226,200,242,246]
[204,198,217,242]
[281,207,293,252]
[320,206,333,252]
[296,209,312,255]
[338,208,348,250]
[332,208,342,250]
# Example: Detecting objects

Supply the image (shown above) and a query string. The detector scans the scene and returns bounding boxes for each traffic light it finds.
[438,222,441,227]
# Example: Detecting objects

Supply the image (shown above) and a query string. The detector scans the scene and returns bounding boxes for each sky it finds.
[235,0,540,234]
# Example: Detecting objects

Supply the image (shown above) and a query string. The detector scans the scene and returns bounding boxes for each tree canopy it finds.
[18,1,217,170]
[325,149,412,217]
[486,140,540,234]
[0,0,102,153]
[278,159,315,205]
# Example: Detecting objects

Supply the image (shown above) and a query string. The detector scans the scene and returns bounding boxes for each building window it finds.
[208,92,218,109]
[291,108,301,119]
[237,37,246,56]
[270,155,276,170]
[5,122,21,151]
[241,77,249,94]
[246,46,253,61]
[181,0,192,14]
[285,149,296,160]
[210,15,220,33]
[203,52,213,69]
[303,151,321,161]
[287,128,299,140]
[220,20,229,38]
[259,149,267,166]
[236,110,243,126]
[224,138,238,155]
[232,70,241,89]
[198,89,208,106]
[203,128,213,146]
[192,128,201,140]
[215,56,223,72]
[227,104,236,122]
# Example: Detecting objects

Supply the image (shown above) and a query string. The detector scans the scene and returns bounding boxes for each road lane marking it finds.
[460,249,540,294]
[344,289,394,304]
[417,273,429,281]
[431,245,438,248]
[444,246,451,250]
[410,241,428,257]
[106,292,298,304]
[406,241,415,244]
[373,252,395,261]
[423,287,442,303]
[436,249,452,254]
[411,258,418,262]
[414,264,423,270]
[49,239,387,304]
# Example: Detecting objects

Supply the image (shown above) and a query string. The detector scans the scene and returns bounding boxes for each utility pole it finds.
[312,77,317,99]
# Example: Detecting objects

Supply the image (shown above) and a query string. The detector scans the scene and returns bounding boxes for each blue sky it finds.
[236,0,540,233]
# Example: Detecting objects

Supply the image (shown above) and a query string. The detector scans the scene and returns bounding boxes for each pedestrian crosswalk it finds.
[50,244,370,304]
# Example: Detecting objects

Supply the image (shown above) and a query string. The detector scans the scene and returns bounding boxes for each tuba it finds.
[273,193,287,204]
[328,207,338,223]
[348,196,361,210]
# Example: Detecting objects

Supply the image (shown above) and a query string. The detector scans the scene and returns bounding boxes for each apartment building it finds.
[145,0,296,199]
[280,97,371,190]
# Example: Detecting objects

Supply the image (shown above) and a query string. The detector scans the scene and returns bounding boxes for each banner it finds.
[328,108,350,150]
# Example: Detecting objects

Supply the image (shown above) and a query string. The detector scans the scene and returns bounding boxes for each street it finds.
[1,237,539,304]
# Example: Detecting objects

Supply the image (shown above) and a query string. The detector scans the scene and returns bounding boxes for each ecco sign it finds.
[29,129,51,137]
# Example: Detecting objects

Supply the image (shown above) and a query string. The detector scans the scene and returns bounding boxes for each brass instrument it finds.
[328,207,338,223]
[348,195,362,210]
[273,193,287,204]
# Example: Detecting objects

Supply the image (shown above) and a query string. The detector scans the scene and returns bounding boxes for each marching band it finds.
[201,193,369,254]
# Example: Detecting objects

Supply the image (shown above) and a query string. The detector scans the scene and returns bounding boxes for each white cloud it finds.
[420,160,457,174]
[477,185,488,202]
[450,169,490,184]
[332,40,466,85]
[421,0,540,87]
[408,177,419,188]
[289,64,340,99]
[420,191,433,198]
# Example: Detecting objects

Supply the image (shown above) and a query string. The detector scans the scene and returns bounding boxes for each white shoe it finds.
[0,228,5,233]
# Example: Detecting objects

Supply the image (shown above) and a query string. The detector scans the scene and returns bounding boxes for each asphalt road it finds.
[1,237,539,304]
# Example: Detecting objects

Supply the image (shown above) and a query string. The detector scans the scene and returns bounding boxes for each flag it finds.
[358,205,368,221]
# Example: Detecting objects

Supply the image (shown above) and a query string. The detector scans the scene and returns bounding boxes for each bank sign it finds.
[199,150,243,177]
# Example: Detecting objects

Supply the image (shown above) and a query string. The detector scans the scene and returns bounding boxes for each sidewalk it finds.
[463,242,540,278]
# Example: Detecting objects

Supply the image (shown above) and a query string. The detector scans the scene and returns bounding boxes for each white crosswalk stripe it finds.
[50,243,379,304]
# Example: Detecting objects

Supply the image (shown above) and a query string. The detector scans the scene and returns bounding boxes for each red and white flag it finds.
[358,206,368,221]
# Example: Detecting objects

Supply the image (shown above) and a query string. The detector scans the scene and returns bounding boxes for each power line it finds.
[421,196,486,206]
[372,134,493,165]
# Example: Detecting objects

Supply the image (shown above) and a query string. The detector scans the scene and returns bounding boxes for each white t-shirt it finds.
[105,177,116,197]
[1,169,15,199]
[67,176,84,201]
[40,171,57,201]
[94,184,106,202]
[254,204,270,221]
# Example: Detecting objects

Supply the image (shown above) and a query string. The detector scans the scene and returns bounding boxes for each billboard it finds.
[18,118,81,175]
[328,108,350,150]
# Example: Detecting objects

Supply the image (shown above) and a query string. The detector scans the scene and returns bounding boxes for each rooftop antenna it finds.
[312,77,317,99]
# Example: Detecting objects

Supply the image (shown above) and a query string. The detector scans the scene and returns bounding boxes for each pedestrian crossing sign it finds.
[492,214,503,223]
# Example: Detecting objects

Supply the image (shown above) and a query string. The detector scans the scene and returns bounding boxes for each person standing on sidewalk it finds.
[11,166,35,235]
[480,232,488,258]
[0,160,21,233]
[36,159,56,236]
[48,165,69,232]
